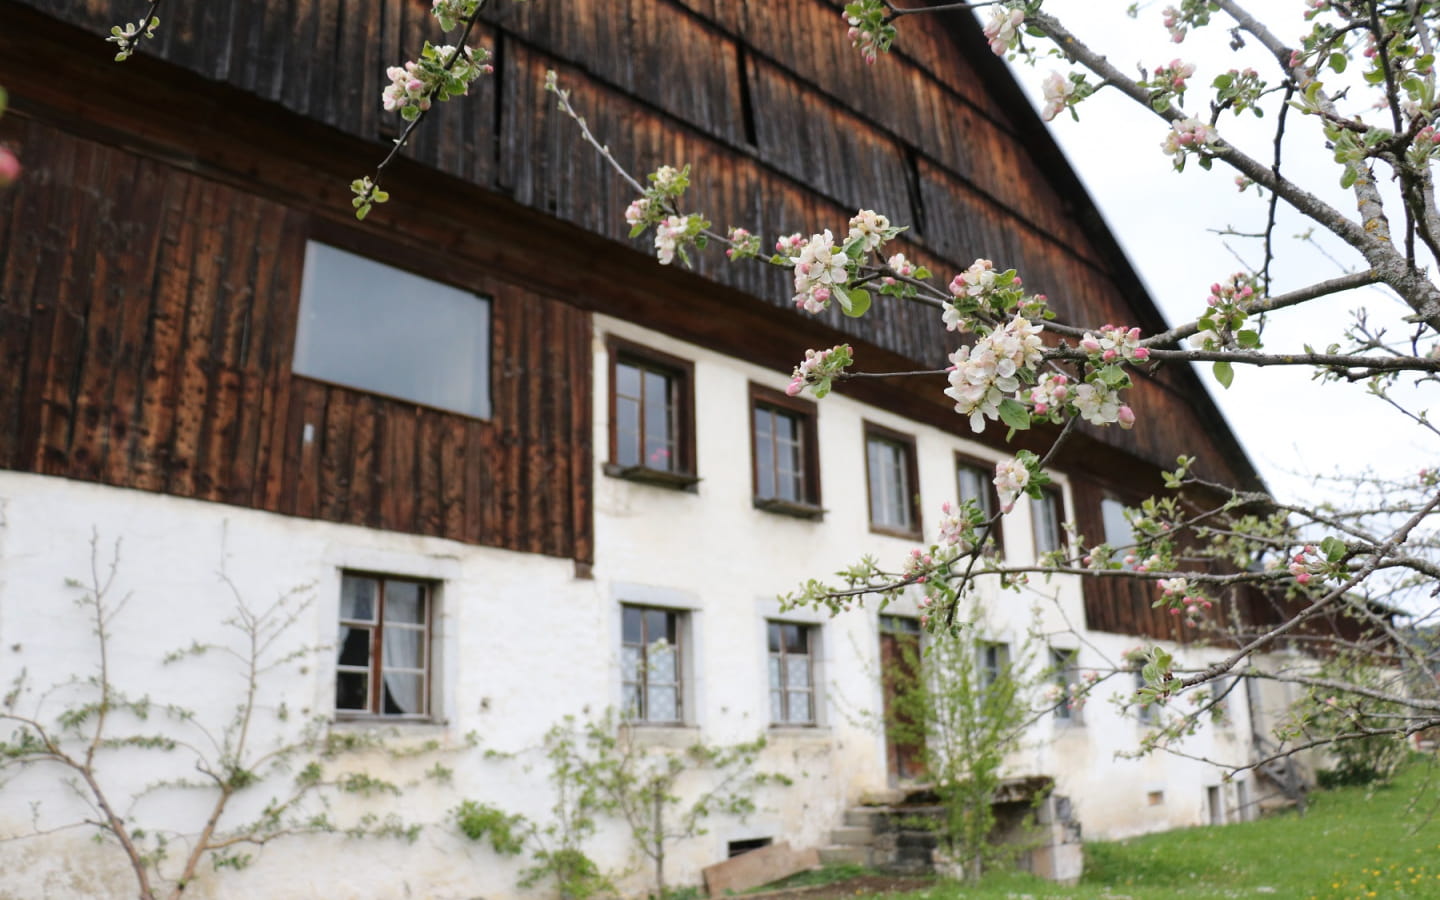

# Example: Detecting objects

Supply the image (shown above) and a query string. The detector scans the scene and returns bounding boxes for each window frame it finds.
[749,383,822,519]
[767,621,818,727]
[1050,647,1083,725]
[1031,484,1068,558]
[863,421,922,539]
[605,336,699,490]
[335,572,435,721]
[293,238,494,421]
[620,605,687,725]
[955,452,1004,557]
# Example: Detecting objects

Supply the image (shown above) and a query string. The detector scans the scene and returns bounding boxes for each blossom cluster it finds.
[725,226,761,261]
[942,258,1038,332]
[431,0,480,31]
[1287,545,1326,585]
[1027,373,1070,416]
[944,315,1045,433]
[1213,68,1265,118]
[107,16,160,61]
[983,6,1026,56]
[1080,325,1151,365]
[1160,0,1217,44]
[842,0,897,65]
[1193,272,1261,350]
[786,344,853,398]
[847,209,892,254]
[1160,117,1218,169]
[935,500,980,552]
[1158,577,1212,623]
[383,43,492,121]
[777,210,902,315]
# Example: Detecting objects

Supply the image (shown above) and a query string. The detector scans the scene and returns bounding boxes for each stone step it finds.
[828,825,872,845]
[817,845,870,866]
[844,807,885,828]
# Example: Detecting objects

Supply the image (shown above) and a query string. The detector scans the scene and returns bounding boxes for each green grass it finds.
[862,759,1440,900]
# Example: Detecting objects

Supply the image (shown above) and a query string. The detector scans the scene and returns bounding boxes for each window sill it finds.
[868,523,924,541]
[620,723,701,747]
[754,497,825,520]
[331,714,447,732]
[767,725,831,740]
[604,462,701,492]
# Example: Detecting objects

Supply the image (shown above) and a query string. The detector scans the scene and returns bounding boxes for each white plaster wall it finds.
[0,317,1260,898]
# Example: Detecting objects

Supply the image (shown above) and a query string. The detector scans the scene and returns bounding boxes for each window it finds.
[294,241,491,418]
[1134,669,1157,725]
[751,384,821,517]
[976,641,1011,695]
[956,454,1003,556]
[1100,497,1138,565]
[865,423,921,537]
[621,606,684,723]
[1031,485,1067,557]
[768,622,816,726]
[607,337,697,488]
[336,574,432,717]
[1050,647,1081,724]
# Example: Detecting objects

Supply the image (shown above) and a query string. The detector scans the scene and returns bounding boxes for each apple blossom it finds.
[791,230,850,314]
[1041,72,1076,122]
[624,198,651,228]
[654,215,686,266]
[1079,324,1150,364]
[993,456,1030,514]
[725,226,761,261]
[982,6,1025,56]
[846,209,892,254]
[1070,381,1123,427]
[382,43,492,121]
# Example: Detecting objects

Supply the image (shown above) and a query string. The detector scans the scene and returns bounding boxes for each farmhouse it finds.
[0,0,1303,896]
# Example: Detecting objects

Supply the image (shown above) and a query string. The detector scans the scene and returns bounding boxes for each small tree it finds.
[0,536,428,899]
[884,593,1047,883]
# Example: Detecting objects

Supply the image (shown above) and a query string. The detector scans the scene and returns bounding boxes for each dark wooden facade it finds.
[0,115,593,562]
[0,0,1267,636]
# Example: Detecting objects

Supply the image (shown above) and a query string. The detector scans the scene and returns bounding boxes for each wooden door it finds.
[879,615,926,784]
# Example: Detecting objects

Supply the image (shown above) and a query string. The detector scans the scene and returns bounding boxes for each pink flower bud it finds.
[0,148,19,189]
[1117,405,1136,429]
[1132,347,1150,361]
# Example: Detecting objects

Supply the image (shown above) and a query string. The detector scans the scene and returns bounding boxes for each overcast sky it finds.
[1000,1,1434,502]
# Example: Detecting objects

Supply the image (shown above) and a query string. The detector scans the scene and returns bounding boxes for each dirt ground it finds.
[747,875,935,900]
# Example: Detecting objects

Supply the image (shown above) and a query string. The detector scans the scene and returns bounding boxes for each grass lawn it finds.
[866,759,1440,900]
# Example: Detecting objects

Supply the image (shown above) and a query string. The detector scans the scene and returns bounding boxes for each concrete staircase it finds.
[816,809,880,866]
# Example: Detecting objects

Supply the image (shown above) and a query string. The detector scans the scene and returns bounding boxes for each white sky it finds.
[1003,1,1435,503]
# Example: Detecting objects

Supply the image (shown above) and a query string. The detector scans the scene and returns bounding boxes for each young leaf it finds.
[997,398,1031,431]
[841,288,871,318]
[1212,360,1234,389]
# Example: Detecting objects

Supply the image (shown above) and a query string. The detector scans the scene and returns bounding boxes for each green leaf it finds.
[1320,535,1347,562]
[1363,67,1387,84]
[1340,168,1357,190]
[840,287,871,318]
[1236,329,1260,348]
[1212,360,1234,389]
[628,224,646,238]
[997,398,1031,431]
[1329,52,1347,73]
[1212,73,1233,89]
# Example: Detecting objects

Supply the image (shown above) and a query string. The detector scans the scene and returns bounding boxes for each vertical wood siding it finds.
[0,119,592,561]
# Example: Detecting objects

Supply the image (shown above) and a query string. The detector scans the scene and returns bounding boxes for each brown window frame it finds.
[749,383,822,519]
[1031,484,1068,558]
[335,573,434,720]
[863,421,922,540]
[955,452,1004,557]
[767,621,817,727]
[621,605,686,725]
[605,336,699,490]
